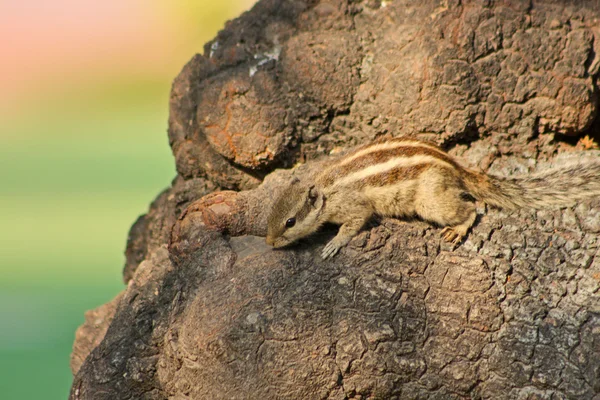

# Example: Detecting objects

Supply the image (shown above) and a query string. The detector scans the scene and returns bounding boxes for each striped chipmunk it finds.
[266,137,600,259]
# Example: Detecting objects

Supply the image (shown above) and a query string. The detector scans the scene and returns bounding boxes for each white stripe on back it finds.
[338,139,443,166]
[334,154,451,186]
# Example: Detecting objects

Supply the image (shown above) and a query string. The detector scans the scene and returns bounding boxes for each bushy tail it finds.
[465,161,600,211]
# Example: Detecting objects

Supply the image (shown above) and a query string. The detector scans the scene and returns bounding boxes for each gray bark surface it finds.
[71,1,600,399]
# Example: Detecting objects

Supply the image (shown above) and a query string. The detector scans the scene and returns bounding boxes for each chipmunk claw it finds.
[322,241,341,259]
[440,227,464,246]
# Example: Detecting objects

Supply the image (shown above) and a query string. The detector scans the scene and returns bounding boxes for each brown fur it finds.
[266,138,600,259]
[358,164,430,187]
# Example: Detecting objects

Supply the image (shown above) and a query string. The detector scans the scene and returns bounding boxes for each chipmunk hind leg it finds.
[415,172,478,245]
[439,205,477,245]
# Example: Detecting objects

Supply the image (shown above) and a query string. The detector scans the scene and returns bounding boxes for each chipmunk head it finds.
[266,178,325,248]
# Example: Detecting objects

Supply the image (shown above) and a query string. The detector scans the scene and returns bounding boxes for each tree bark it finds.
[71,1,600,399]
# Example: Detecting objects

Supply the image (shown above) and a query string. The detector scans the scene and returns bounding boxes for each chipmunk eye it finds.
[285,218,296,228]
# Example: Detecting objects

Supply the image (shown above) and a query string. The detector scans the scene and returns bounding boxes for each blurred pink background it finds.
[0,0,255,115]
[0,1,256,399]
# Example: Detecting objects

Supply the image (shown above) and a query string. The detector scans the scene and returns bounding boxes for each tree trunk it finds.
[70,1,600,399]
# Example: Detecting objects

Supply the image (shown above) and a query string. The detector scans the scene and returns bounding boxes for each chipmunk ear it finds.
[308,185,324,210]
[290,177,301,185]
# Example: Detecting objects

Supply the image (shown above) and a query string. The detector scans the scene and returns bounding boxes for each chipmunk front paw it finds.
[322,239,344,259]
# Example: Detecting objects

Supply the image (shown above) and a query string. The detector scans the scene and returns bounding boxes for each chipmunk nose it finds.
[265,236,275,246]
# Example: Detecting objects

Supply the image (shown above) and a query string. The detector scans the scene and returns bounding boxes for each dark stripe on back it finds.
[355,164,430,188]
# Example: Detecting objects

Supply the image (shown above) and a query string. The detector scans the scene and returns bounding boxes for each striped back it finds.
[318,138,466,189]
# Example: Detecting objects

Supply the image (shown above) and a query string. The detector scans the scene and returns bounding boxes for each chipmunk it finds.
[266,137,600,259]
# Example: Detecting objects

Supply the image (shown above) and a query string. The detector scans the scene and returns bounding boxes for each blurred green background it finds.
[0,1,255,398]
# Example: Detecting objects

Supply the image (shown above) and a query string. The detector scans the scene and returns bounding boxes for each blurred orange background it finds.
[1,0,255,115]
[0,1,255,398]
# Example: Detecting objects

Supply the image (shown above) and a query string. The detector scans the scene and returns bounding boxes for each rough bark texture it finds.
[71,1,600,399]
